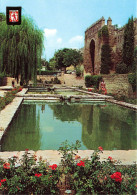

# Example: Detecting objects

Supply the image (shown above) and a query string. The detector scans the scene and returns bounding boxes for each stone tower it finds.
[84,17,137,75]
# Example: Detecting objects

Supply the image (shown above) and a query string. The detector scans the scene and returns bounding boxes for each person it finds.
[101,80,107,95]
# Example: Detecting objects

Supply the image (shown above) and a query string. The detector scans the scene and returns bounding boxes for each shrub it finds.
[98,25,109,38]
[37,71,58,75]
[0,72,4,86]
[0,141,136,194]
[116,62,128,74]
[0,87,22,111]
[100,44,112,74]
[75,65,84,77]
[0,97,5,110]
[85,75,102,88]
[58,141,136,195]
[0,150,61,194]
[128,73,136,92]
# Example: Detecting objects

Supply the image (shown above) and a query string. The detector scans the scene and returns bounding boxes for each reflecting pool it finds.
[1,101,136,151]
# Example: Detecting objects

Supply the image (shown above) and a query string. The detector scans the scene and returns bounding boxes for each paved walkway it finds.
[0,89,27,140]
[0,150,136,165]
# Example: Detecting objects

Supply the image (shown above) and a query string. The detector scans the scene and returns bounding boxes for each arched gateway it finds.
[90,39,95,74]
[84,17,137,75]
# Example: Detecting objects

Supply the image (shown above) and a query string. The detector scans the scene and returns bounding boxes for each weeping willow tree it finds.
[0,14,44,84]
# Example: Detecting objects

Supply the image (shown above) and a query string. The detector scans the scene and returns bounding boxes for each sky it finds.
[0,0,136,60]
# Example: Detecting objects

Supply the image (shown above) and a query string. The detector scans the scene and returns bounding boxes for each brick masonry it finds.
[84,17,137,74]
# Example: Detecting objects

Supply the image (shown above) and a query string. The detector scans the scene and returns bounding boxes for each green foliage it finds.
[0,150,61,194]
[0,72,4,86]
[37,70,58,75]
[98,25,109,38]
[132,47,137,72]
[85,75,102,88]
[75,65,84,77]
[116,62,128,74]
[0,13,6,22]
[0,87,22,111]
[58,141,136,194]
[0,13,44,84]
[123,16,134,71]
[0,142,136,194]
[54,48,83,71]
[48,57,57,71]
[58,140,81,171]
[128,73,136,92]
[100,44,112,74]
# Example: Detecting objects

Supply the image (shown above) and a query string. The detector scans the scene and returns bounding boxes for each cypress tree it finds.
[0,14,44,84]
[100,44,112,74]
[123,16,134,71]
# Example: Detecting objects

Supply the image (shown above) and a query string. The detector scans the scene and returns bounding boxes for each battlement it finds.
[85,16,105,33]
[84,16,137,75]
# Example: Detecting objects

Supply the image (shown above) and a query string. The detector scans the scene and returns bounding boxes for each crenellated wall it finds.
[84,17,137,75]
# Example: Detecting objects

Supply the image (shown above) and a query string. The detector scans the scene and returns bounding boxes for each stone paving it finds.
[107,99,137,111]
[0,150,136,165]
[0,88,27,141]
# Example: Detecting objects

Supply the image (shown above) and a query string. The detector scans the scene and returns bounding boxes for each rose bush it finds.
[0,141,136,194]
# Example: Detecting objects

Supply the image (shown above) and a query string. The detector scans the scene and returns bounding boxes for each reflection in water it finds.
[1,102,136,151]
[82,104,136,150]
[1,104,41,151]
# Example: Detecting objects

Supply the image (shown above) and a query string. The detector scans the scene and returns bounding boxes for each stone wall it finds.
[84,17,137,75]
[101,74,133,98]
[37,74,64,84]
[37,73,86,87]
[1,77,20,87]
[84,17,105,74]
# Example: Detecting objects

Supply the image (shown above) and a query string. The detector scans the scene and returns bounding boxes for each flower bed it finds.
[0,87,22,111]
[0,141,136,194]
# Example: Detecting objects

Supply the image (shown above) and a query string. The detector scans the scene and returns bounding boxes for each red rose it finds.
[3,163,10,169]
[0,182,1,187]
[77,160,85,167]
[35,173,42,177]
[108,156,112,160]
[1,179,6,183]
[98,146,103,151]
[110,172,122,183]
[18,88,22,92]
[49,164,57,170]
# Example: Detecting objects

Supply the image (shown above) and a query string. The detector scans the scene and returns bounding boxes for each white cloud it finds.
[69,35,84,44]
[44,28,57,37]
[57,38,62,44]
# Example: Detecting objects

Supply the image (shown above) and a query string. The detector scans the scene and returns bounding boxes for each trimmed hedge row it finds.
[85,75,102,88]
[37,71,60,75]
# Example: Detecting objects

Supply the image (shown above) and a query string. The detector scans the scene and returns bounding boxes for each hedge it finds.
[37,71,60,75]
[0,72,4,86]
[85,75,102,88]
[128,73,136,92]
[116,62,128,74]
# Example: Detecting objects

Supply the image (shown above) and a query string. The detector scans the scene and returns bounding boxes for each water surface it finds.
[1,101,136,151]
